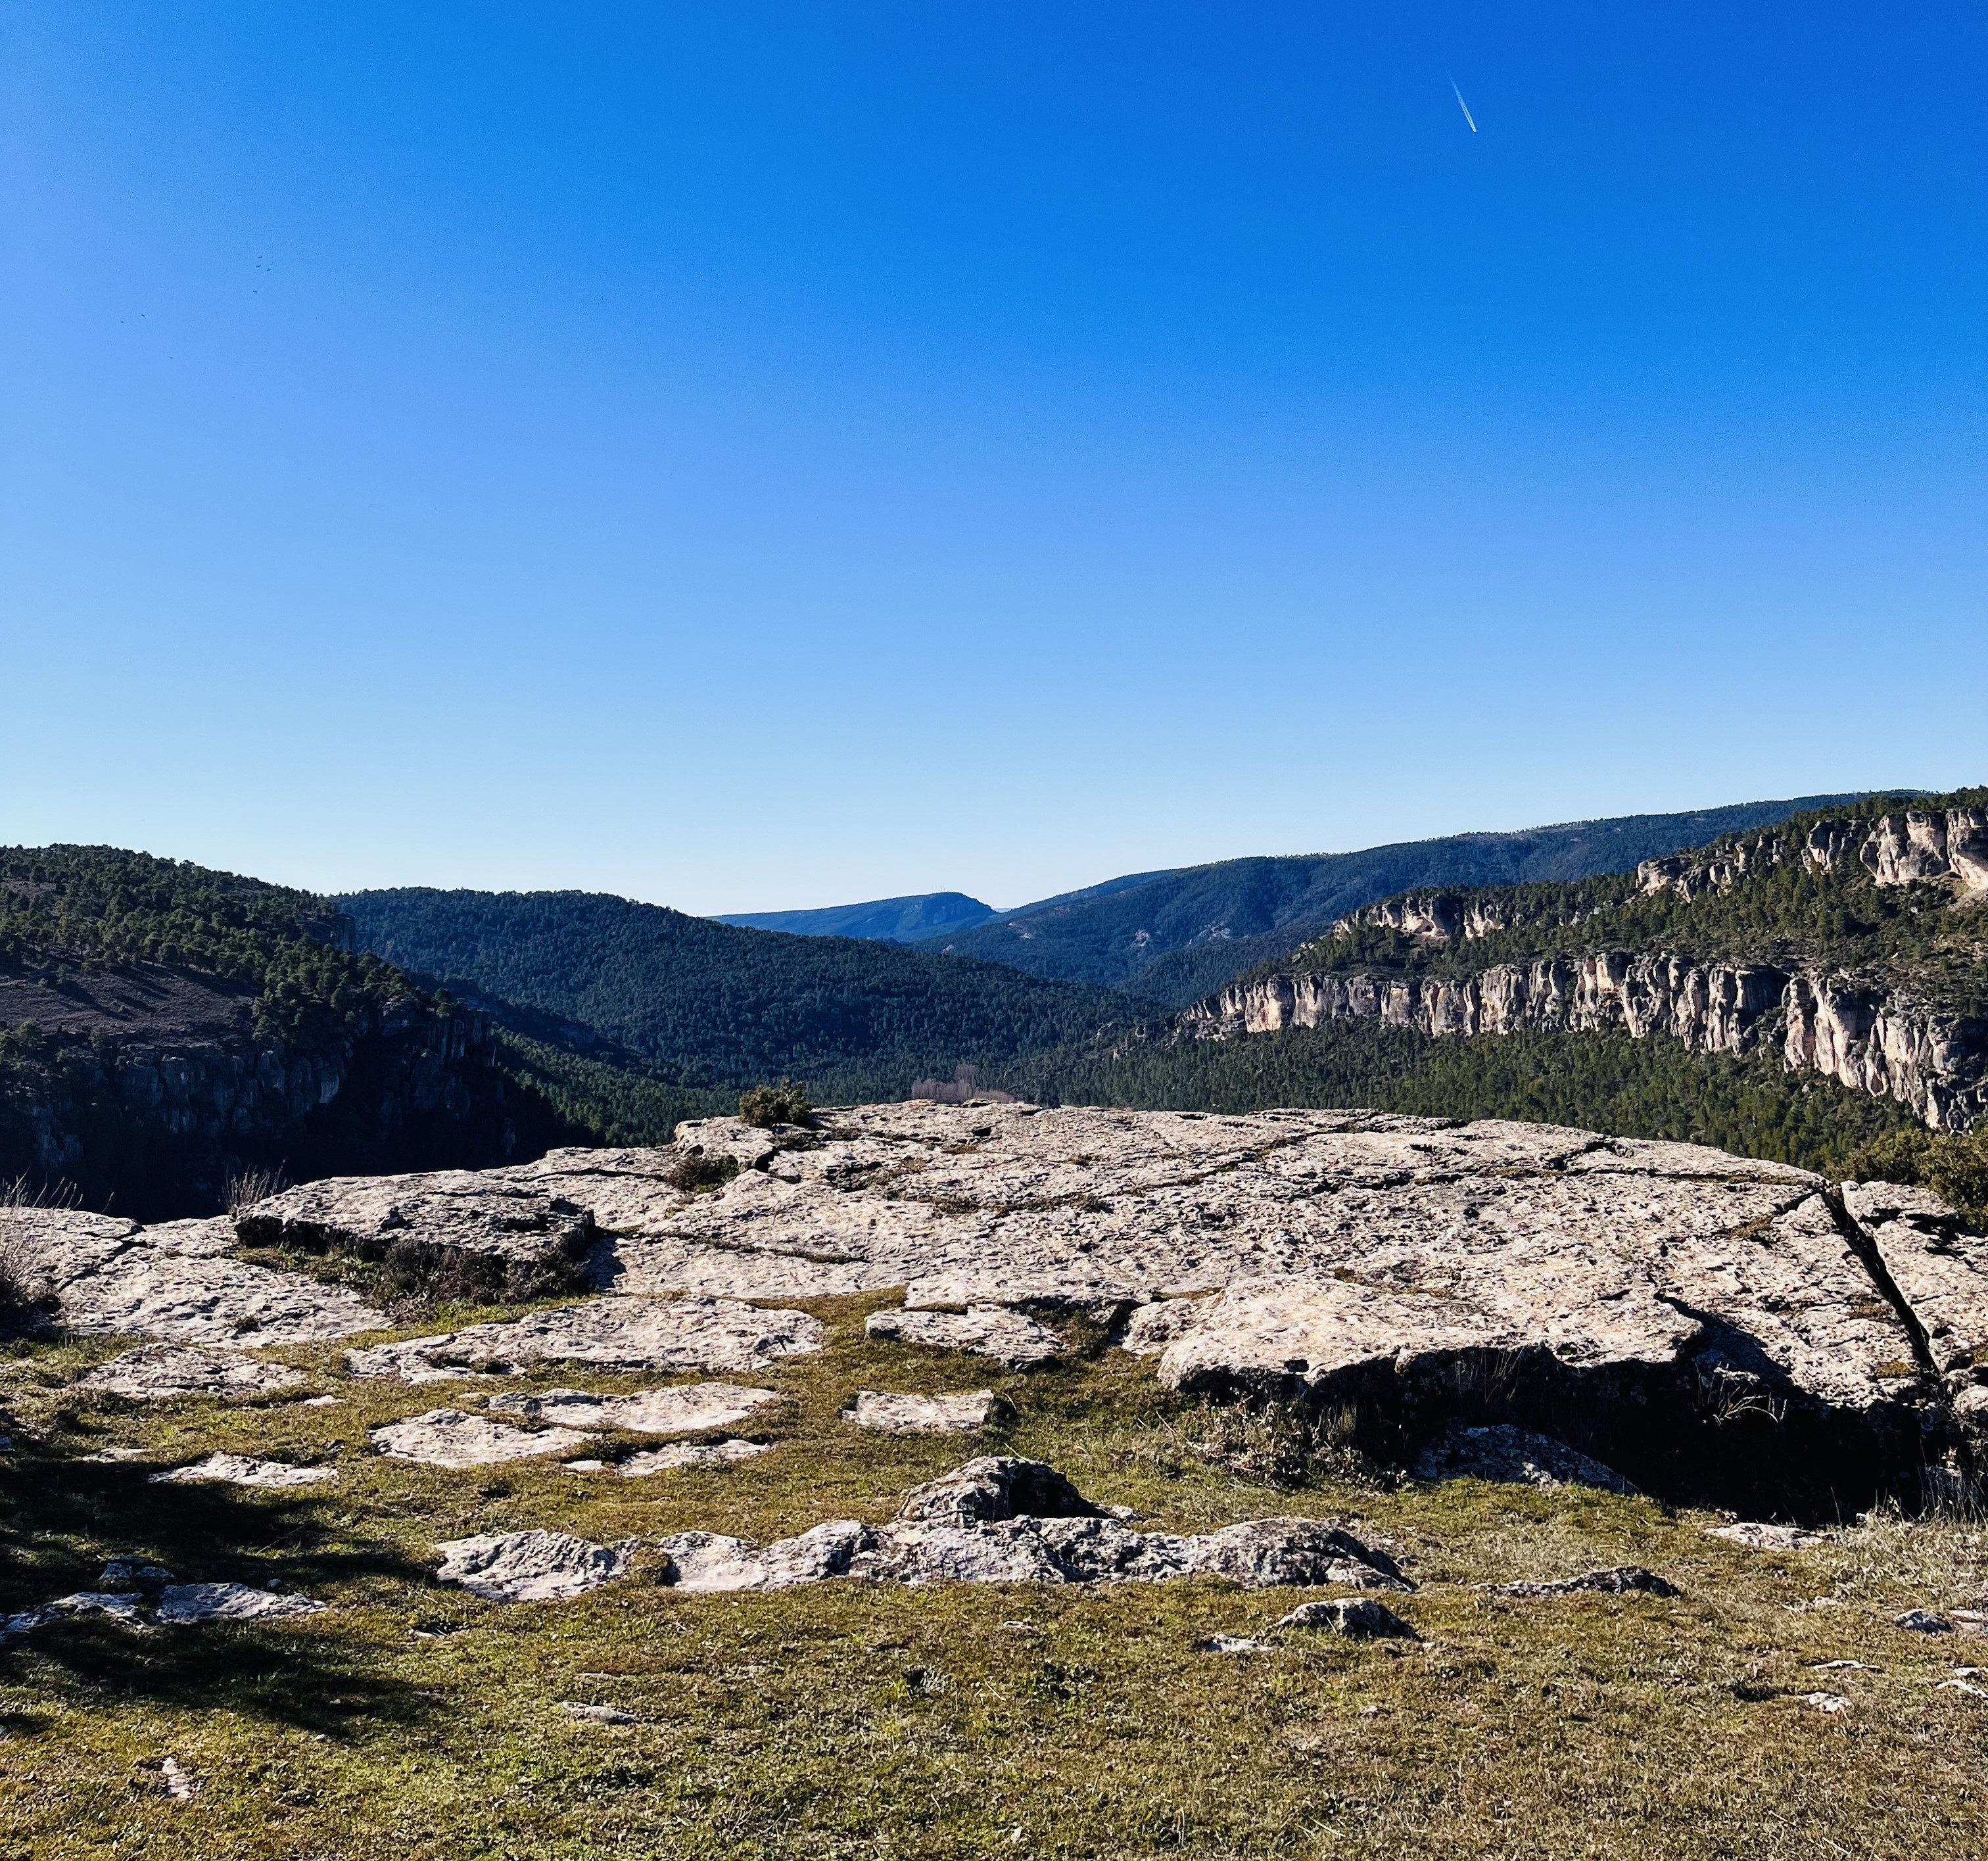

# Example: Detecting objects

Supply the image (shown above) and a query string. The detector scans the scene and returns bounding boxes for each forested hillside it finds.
[717,891,996,942]
[1009,1019,1926,1179]
[923,793,1874,1004]
[0,847,555,1213]
[341,887,1138,1104]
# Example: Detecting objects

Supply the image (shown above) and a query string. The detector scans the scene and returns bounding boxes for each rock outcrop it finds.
[651,1456,1409,1594]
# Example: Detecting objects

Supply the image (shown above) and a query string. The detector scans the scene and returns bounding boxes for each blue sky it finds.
[3,3,1981,914]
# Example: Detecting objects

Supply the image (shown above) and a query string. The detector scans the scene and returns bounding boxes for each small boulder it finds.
[619,1439,769,1476]
[435,1530,634,1603]
[1488,1567,1679,1601]
[865,1306,1061,1370]
[1897,1609,1954,1634]
[894,1457,1096,1527]
[1411,1421,1636,1495]
[1276,1598,1417,1639]
[486,1381,778,1436]
[1709,1521,1826,1551]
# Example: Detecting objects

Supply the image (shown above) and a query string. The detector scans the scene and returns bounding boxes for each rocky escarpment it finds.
[1193,803,1988,1132]
[0,971,537,1217]
[1189,958,1987,1131]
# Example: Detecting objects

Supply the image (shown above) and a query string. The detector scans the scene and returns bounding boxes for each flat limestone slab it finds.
[619,1439,770,1476]
[435,1530,634,1602]
[149,1454,337,1488]
[865,1306,1061,1369]
[78,1345,306,1402]
[843,1390,999,1434]
[346,1297,823,1381]
[369,1409,593,1468]
[22,1209,386,1348]
[485,1382,778,1435]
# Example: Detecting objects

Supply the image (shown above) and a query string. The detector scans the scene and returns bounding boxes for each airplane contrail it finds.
[1448,73,1478,133]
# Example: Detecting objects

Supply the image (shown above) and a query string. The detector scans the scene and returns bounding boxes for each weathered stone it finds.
[56,1247,387,1348]
[149,1454,337,1488]
[435,1530,634,1602]
[1275,1598,1417,1638]
[1897,1609,1954,1634]
[1488,1567,1679,1600]
[486,1382,778,1436]
[843,1390,999,1434]
[78,1345,305,1401]
[654,1459,1406,1593]
[619,1438,769,1476]
[894,1457,1095,1526]
[1798,1691,1852,1713]
[1709,1522,1826,1551]
[346,1296,822,1382]
[153,1583,325,1625]
[237,1171,598,1300]
[1198,1634,1269,1654]
[865,1305,1061,1369]
[1842,1181,1988,1411]
[559,1701,637,1726]
[369,1409,593,1468]
[1411,1422,1636,1495]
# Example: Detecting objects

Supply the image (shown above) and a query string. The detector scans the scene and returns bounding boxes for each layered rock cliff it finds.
[1193,800,1988,1133]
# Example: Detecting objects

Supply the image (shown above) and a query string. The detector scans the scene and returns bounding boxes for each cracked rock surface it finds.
[346,1297,823,1381]
[78,1345,306,1402]
[369,1409,594,1468]
[26,1208,387,1347]
[435,1530,635,1602]
[237,1171,598,1299]
[485,1382,778,1436]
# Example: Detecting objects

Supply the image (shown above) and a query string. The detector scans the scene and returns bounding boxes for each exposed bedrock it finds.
[236,1171,600,1302]
[78,1103,1986,1515]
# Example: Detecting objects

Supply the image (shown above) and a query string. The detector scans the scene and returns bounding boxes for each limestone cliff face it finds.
[1187,958,1986,1133]
[1229,802,1988,1133]
[1639,806,1988,901]
[1326,808,1988,946]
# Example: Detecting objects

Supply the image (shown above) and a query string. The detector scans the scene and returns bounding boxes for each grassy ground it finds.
[3,1292,1986,1860]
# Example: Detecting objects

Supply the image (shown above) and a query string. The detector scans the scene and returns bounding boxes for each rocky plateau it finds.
[19,1100,1988,1514]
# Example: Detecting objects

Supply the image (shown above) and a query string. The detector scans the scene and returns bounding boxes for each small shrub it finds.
[738,1081,813,1129]
[1848,1124,1988,1230]
[225,1166,283,1221]
[664,1149,741,1192]
[0,1174,69,1323]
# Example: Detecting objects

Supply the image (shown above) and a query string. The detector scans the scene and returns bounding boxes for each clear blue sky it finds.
[3,4,1981,914]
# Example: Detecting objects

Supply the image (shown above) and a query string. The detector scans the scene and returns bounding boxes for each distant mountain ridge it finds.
[918,794,1883,1007]
[717,891,996,943]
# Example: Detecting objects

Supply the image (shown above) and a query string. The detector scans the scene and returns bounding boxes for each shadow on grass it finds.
[0,1446,438,1739]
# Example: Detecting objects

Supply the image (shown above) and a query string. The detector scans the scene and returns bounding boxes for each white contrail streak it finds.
[1448,74,1478,133]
